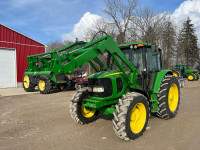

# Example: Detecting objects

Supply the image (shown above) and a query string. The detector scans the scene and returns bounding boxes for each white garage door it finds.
[0,48,17,88]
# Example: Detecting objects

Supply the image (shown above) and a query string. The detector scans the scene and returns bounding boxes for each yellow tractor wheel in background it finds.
[38,76,51,94]
[187,73,195,81]
[23,75,30,88]
[173,72,178,77]
[172,71,180,77]
[39,80,46,91]
[22,74,35,92]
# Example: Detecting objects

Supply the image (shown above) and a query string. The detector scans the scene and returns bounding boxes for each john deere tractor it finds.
[173,64,199,81]
[23,41,86,94]
[67,34,180,140]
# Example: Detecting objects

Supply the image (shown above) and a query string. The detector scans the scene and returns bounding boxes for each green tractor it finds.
[23,41,86,94]
[68,34,180,140]
[173,64,199,81]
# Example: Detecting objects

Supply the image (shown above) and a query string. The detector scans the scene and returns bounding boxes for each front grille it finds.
[88,78,112,98]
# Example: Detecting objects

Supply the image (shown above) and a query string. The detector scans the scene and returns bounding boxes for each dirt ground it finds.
[0,87,38,97]
[0,81,200,150]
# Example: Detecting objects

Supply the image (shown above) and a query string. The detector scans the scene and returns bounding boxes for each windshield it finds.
[112,48,143,74]
[175,65,187,70]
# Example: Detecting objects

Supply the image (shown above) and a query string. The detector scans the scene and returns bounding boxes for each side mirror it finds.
[151,45,159,56]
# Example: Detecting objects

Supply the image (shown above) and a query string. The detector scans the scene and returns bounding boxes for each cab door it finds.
[145,48,161,91]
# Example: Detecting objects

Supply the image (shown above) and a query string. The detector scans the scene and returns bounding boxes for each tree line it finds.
[47,0,199,69]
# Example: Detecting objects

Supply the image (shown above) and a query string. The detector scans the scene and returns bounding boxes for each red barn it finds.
[0,23,46,88]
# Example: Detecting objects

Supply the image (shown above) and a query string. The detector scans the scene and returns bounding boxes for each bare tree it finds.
[103,0,138,44]
[83,18,117,42]
[46,40,73,52]
[131,8,170,45]
[63,40,74,46]
[46,41,63,52]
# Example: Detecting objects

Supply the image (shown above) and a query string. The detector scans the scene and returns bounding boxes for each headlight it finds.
[93,87,104,93]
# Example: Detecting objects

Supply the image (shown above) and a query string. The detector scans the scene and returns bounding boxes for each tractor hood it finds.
[88,70,124,79]
[185,69,197,73]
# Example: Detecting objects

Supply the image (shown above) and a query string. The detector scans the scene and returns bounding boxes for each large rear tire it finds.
[113,92,149,140]
[22,74,35,92]
[157,75,180,119]
[70,88,99,124]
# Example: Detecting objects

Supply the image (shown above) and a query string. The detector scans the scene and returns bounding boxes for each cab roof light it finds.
[137,44,144,47]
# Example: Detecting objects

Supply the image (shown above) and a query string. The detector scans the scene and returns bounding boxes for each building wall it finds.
[0,24,45,82]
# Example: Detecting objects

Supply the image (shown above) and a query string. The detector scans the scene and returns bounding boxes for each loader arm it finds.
[25,41,86,72]
[62,35,138,88]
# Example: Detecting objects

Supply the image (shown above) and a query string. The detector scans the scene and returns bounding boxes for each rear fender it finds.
[153,70,173,93]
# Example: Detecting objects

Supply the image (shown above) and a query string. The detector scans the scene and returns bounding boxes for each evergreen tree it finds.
[162,21,176,69]
[177,17,199,68]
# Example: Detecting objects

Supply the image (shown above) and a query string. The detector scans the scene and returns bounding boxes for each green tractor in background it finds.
[173,64,199,81]
[22,41,86,94]
[68,34,180,140]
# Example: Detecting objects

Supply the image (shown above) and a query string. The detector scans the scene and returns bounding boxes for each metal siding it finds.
[0,24,45,82]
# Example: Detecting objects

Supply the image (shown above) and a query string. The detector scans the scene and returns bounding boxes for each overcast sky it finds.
[1,0,199,44]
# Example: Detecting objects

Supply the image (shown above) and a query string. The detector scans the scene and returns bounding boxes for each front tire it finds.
[70,89,98,124]
[157,75,180,119]
[113,92,149,140]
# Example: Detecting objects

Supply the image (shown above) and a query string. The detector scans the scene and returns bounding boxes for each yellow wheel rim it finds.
[81,104,96,118]
[173,72,178,77]
[168,83,179,112]
[23,75,30,88]
[188,75,194,80]
[130,103,146,134]
[39,80,45,91]
[59,85,64,90]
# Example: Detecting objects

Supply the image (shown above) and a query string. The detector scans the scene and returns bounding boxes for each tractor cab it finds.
[174,64,187,70]
[174,64,187,75]
[117,43,162,91]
